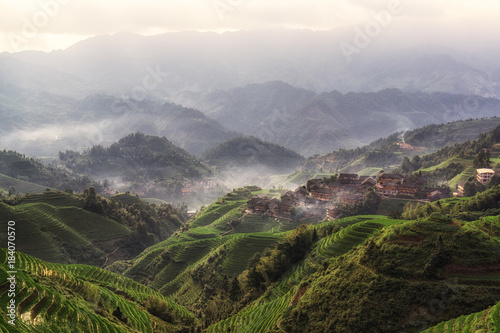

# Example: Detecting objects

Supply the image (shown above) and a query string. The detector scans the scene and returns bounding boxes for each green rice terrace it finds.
[0,249,196,332]
[0,173,48,195]
[2,185,500,332]
[0,193,132,265]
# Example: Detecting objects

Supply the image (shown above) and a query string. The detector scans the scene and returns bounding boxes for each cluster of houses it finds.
[246,172,455,220]
[396,142,426,152]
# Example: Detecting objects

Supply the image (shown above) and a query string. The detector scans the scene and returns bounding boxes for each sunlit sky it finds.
[0,0,499,53]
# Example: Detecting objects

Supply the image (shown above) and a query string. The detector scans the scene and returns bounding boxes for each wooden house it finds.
[310,187,335,201]
[339,173,359,185]
[377,173,404,186]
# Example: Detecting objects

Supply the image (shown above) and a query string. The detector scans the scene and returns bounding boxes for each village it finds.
[246,172,454,221]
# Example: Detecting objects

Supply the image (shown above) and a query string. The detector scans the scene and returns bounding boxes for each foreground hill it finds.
[59,132,211,183]
[277,214,500,332]
[0,191,186,265]
[104,182,500,332]
[0,249,196,332]
[201,136,305,173]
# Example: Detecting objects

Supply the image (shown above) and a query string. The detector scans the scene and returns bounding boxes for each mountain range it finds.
[2,81,500,158]
[179,82,500,155]
[5,30,500,97]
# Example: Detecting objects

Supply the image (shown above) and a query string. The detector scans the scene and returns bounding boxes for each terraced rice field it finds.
[0,249,195,332]
[19,191,84,208]
[208,216,404,333]
[0,201,131,263]
[0,173,48,194]
[222,233,281,276]
[449,165,476,189]
[421,301,500,332]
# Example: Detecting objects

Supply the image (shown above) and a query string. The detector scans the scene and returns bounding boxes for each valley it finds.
[1,12,500,332]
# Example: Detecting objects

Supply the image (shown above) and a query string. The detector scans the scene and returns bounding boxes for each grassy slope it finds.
[0,249,195,333]
[421,301,500,333]
[298,117,500,179]
[0,192,132,265]
[111,188,329,316]
[0,173,48,194]
[208,216,404,333]
[274,216,500,333]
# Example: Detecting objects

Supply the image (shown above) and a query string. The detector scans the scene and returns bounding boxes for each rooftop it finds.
[477,168,495,174]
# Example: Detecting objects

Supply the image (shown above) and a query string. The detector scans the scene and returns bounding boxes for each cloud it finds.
[1,0,500,52]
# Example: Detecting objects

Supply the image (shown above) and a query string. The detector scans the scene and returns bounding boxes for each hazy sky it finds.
[0,0,499,53]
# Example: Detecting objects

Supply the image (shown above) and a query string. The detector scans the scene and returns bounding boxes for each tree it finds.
[8,186,16,196]
[363,187,381,213]
[473,149,491,168]
[246,267,265,291]
[312,228,319,242]
[230,277,241,301]
[401,156,414,173]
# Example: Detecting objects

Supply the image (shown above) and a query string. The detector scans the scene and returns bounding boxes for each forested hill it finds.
[201,136,305,173]
[59,132,211,182]
[183,82,500,155]
[0,190,187,265]
[106,186,500,332]
[299,117,500,175]
[409,124,500,170]
[0,149,100,193]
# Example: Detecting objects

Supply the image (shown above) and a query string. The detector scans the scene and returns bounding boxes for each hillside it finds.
[0,150,100,193]
[106,182,500,332]
[2,180,500,332]
[59,132,211,183]
[394,124,500,194]
[181,83,500,155]
[0,249,196,332]
[0,91,240,157]
[201,136,305,173]
[278,215,500,332]
[422,301,500,332]
[0,173,48,196]
[74,96,241,156]
[297,117,500,177]
[10,32,500,97]
[0,190,186,265]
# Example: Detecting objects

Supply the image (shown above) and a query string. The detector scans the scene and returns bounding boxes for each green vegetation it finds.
[209,216,403,332]
[201,136,304,172]
[416,125,500,171]
[0,173,48,195]
[279,216,500,332]
[300,117,500,175]
[403,185,500,221]
[0,190,186,265]
[0,249,196,332]
[59,132,211,183]
[421,300,500,332]
[0,150,100,193]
